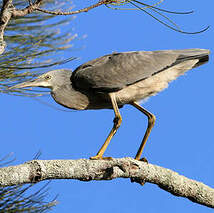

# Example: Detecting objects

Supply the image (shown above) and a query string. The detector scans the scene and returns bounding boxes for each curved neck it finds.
[51,85,90,110]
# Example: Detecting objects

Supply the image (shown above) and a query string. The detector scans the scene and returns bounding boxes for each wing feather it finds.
[72,49,209,92]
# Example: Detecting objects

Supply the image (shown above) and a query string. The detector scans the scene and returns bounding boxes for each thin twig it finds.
[36,0,112,15]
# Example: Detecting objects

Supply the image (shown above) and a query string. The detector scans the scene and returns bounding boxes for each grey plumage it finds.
[10,48,210,160]
[72,49,209,92]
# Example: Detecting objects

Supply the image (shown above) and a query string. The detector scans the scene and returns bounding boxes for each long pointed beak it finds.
[9,78,43,89]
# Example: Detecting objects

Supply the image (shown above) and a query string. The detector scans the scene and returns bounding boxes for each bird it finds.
[10,49,210,160]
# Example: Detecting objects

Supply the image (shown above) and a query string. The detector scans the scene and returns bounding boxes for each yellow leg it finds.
[90,93,122,160]
[131,102,156,160]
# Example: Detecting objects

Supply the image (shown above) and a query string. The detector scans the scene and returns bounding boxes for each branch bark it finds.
[0,157,213,209]
[11,0,43,17]
[0,0,13,54]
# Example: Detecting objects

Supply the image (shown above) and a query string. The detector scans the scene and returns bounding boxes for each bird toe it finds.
[90,155,113,160]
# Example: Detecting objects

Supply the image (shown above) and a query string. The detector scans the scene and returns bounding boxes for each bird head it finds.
[10,69,72,90]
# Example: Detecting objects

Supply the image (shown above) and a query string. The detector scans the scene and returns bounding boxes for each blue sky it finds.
[1,0,214,212]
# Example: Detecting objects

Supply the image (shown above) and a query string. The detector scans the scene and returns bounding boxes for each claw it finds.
[140,157,148,163]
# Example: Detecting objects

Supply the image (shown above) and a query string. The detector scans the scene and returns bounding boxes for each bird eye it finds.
[44,75,51,80]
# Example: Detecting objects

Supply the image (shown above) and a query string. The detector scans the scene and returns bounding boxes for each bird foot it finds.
[135,157,148,163]
[90,155,113,160]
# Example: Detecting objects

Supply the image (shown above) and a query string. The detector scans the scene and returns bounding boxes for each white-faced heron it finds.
[10,49,210,160]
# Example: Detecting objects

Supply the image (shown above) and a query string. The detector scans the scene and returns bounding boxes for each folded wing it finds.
[71,49,209,92]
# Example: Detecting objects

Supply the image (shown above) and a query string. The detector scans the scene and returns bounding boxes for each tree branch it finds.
[0,0,13,54]
[11,0,43,17]
[0,0,45,55]
[0,0,115,55]
[0,157,213,209]
[36,0,112,15]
